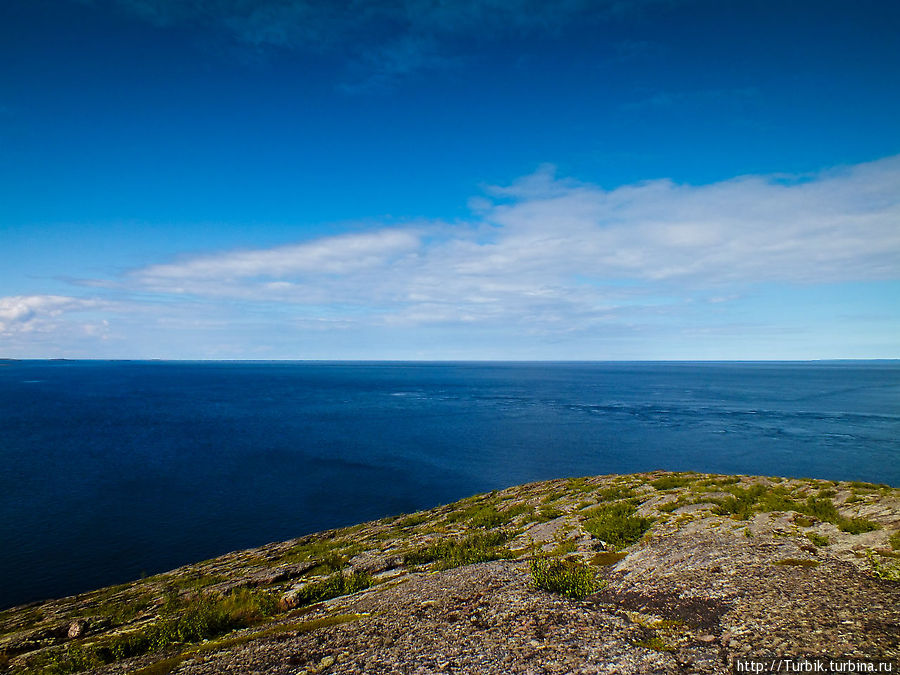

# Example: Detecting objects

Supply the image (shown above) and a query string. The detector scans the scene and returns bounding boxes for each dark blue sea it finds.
[1,360,898,609]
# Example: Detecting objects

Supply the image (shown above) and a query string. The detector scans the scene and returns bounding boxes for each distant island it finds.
[1,471,897,674]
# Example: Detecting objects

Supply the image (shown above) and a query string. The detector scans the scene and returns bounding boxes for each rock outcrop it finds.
[1,472,897,674]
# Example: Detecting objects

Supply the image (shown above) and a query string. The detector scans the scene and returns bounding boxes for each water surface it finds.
[1,360,897,608]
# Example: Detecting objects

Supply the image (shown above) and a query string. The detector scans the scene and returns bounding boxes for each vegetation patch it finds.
[395,513,429,529]
[866,551,900,581]
[890,531,900,551]
[403,531,512,570]
[657,500,683,513]
[594,485,637,501]
[583,502,654,550]
[838,518,879,535]
[281,536,359,565]
[19,588,281,674]
[530,556,603,600]
[534,506,563,522]
[288,571,372,607]
[711,488,880,534]
[848,481,887,491]
[650,476,694,491]
[129,613,366,675]
[806,532,830,547]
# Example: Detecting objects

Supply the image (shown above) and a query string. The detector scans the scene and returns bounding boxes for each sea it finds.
[1,360,898,609]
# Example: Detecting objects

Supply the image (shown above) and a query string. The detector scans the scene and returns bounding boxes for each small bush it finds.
[712,485,767,519]
[802,496,840,522]
[583,502,654,550]
[530,556,603,600]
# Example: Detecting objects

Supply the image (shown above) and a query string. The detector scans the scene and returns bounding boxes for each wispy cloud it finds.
[120,154,900,320]
[0,295,106,335]
[5,155,899,357]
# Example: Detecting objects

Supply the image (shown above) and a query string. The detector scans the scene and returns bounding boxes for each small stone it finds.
[696,634,716,643]
[319,655,335,668]
[67,619,87,639]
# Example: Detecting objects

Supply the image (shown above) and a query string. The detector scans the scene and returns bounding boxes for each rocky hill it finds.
[1,471,898,674]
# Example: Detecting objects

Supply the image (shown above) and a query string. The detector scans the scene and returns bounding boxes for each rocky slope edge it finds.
[1,471,898,674]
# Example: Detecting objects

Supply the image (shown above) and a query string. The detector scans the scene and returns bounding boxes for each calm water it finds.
[1,360,898,609]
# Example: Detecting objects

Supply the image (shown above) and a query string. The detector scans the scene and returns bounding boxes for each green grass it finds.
[395,513,429,529]
[286,570,372,608]
[281,536,358,565]
[594,485,637,501]
[657,500,682,513]
[19,589,281,674]
[534,506,563,522]
[583,502,654,550]
[807,532,830,547]
[866,551,900,581]
[650,476,693,491]
[530,556,603,600]
[838,517,880,535]
[848,481,888,491]
[128,614,366,675]
[566,477,597,494]
[403,531,512,570]
[890,531,900,551]
[710,488,880,534]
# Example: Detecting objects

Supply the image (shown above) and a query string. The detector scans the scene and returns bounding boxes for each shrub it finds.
[583,502,654,549]
[801,496,840,522]
[530,556,603,600]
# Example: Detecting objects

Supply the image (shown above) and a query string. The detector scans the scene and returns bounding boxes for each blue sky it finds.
[1,0,898,359]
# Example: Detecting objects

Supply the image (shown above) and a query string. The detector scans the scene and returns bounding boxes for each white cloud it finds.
[0,295,102,335]
[7,155,899,358]
[109,154,900,334]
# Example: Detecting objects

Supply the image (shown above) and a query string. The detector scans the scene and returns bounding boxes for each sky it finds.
[1,0,899,360]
